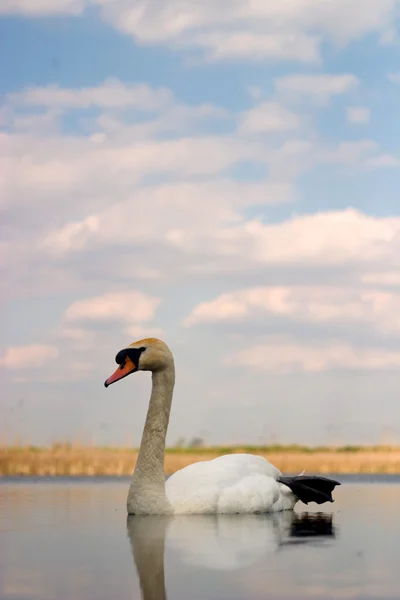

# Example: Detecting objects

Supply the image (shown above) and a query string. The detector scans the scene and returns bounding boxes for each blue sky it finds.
[2,0,400,447]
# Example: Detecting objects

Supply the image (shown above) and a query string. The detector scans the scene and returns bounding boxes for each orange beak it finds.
[104,356,137,388]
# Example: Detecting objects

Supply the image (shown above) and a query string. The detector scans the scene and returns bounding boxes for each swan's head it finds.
[104,338,173,388]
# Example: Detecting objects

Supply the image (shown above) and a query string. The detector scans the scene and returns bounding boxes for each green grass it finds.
[3,443,399,454]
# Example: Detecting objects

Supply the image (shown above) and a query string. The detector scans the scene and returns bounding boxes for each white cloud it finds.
[0,77,380,234]
[226,340,400,373]
[41,180,294,255]
[10,108,62,134]
[185,285,400,334]
[275,73,359,103]
[0,132,265,221]
[195,31,320,63]
[327,140,377,164]
[1,1,398,65]
[64,291,160,326]
[169,209,400,270]
[0,344,58,369]
[43,216,100,254]
[346,106,371,124]
[3,79,228,143]
[239,102,301,134]
[9,79,174,111]
[367,153,400,168]
[0,0,83,15]
[91,0,400,63]
[33,207,400,307]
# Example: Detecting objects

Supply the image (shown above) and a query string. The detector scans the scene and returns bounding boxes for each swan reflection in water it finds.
[126,511,336,599]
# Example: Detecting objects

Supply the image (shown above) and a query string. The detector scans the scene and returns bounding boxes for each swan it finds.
[104,337,340,515]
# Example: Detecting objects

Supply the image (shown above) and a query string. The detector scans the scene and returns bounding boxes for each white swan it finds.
[104,337,340,515]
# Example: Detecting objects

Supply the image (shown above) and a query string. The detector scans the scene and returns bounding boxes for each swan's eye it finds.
[119,360,126,370]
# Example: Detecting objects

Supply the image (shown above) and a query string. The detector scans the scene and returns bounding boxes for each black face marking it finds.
[115,346,146,368]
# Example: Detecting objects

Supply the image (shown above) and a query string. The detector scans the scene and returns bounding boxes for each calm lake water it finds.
[0,475,399,600]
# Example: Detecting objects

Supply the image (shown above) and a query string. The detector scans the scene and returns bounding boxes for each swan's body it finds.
[104,337,340,515]
[165,453,295,514]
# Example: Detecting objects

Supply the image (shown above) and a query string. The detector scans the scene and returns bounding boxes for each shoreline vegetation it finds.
[2,443,400,476]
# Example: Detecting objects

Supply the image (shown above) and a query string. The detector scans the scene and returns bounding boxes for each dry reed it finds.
[2,444,400,476]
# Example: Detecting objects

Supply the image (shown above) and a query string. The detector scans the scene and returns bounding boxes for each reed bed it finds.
[2,444,400,476]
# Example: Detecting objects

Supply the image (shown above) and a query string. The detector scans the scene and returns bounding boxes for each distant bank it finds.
[1,444,400,476]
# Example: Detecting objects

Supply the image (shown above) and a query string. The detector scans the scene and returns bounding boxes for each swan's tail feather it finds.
[278,475,341,505]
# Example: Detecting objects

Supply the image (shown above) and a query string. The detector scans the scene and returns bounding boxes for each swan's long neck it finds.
[135,366,175,483]
[127,361,175,514]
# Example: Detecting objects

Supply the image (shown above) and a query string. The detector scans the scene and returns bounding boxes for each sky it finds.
[2,0,400,448]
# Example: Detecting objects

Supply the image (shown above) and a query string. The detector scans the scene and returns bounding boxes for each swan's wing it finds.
[165,454,287,514]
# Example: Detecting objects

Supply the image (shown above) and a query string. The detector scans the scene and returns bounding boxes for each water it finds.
[0,475,399,599]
